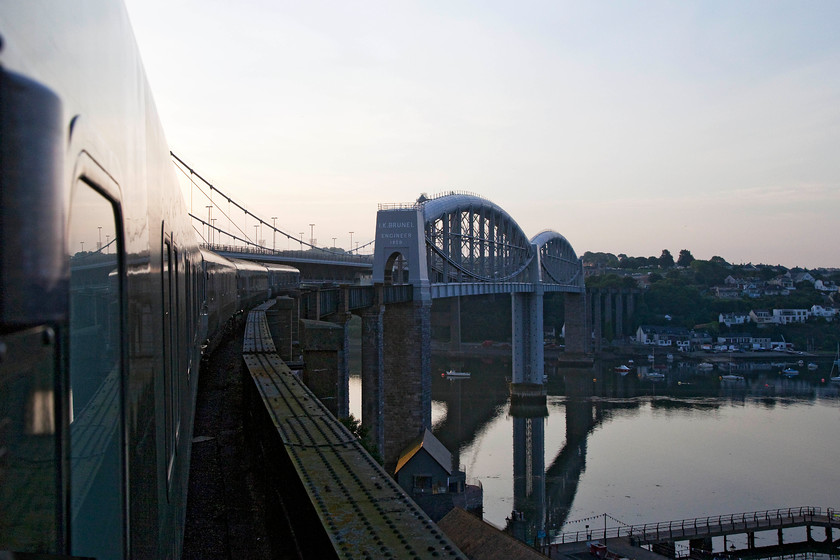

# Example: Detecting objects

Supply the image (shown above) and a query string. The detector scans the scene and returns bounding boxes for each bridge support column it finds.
[592,291,602,352]
[361,305,385,459]
[778,528,784,545]
[266,296,299,364]
[747,531,756,549]
[305,288,321,320]
[449,296,461,352]
[615,291,624,338]
[270,296,296,362]
[604,290,613,342]
[511,290,544,385]
[382,299,431,471]
[335,312,352,419]
[300,319,345,418]
[564,291,588,354]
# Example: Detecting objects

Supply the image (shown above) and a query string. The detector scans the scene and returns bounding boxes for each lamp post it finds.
[332,237,336,248]
[206,205,213,243]
[254,224,259,248]
[309,223,315,247]
[349,231,354,253]
[98,226,102,251]
[80,241,84,252]
[272,216,278,251]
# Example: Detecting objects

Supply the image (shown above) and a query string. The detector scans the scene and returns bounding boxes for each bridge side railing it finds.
[552,507,836,546]
[207,243,374,263]
[298,284,414,319]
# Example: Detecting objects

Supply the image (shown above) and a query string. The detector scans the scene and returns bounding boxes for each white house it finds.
[811,305,839,321]
[815,279,839,293]
[635,325,691,350]
[749,310,774,326]
[772,309,809,324]
[719,312,750,327]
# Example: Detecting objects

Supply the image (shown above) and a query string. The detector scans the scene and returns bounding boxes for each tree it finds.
[676,249,695,267]
[659,249,675,269]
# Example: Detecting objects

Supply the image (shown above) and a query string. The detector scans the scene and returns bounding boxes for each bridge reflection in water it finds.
[429,356,840,557]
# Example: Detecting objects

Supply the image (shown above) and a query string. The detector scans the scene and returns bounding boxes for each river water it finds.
[351,354,840,552]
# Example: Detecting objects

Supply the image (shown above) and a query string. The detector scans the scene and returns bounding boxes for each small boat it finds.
[697,362,715,371]
[443,370,470,379]
[666,353,674,362]
[644,371,665,380]
[614,364,631,375]
[781,367,798,378]
[720,374,745,382]
[807,362,818,371]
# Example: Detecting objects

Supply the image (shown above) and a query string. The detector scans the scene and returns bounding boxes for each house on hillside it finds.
[815,279,839,293]
[772,309,810,324]
[770,273,795,290]
[749,310,774,326]
[712,286,741,299]
[635,325,691,350]
[811,305,839,321]
[719,312,750,327]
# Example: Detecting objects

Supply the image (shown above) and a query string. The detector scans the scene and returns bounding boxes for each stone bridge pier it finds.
[587,288,640,349]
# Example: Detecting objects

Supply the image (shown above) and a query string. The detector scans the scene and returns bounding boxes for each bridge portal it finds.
[368,194,585,469]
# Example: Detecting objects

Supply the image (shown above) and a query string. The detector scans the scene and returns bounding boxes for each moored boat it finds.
[781,367,798,378]
[614,364,632,375]
[443,370,471,379]
[720,374,745,382]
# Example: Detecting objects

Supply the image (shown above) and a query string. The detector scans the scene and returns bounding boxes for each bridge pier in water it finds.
[381,299,432,470]
[563,291,589,354]
[588,288,640,348]
[512,289,544,386]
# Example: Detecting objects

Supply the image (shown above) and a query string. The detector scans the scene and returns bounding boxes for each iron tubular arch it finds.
[531,230,584,287]
[421,194,535,284]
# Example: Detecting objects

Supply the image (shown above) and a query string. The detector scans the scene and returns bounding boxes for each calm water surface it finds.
[351,357,840,545]
[353,355,840,549]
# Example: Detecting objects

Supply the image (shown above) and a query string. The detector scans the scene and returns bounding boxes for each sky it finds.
[123,0,840,269]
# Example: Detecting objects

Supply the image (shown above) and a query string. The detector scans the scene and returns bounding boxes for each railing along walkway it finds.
[553,507,840,546]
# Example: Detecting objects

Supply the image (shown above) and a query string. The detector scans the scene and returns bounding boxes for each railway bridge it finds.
[357,192,587,467]
[181,154,587,468]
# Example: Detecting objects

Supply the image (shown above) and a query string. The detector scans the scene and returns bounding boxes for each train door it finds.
[162,237,180,487]
[67,175,125,559]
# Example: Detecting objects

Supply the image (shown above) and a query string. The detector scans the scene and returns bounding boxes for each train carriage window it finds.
[67,181,124,559]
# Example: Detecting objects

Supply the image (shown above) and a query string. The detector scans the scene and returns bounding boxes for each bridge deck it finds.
[243,301,466,559]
